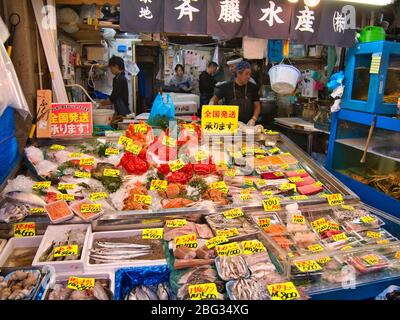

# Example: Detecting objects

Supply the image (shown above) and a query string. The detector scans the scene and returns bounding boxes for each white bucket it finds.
[268,64,301,95]
[93,109,115,126]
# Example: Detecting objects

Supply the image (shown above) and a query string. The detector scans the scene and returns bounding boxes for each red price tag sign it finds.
[188,283,218,300]
[14,223,36,238]
[67,277,95,291]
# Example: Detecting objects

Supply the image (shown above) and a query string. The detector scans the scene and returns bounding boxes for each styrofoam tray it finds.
[84,229,167,272]
[32,224,91,273]
[0,236,43,268]
[41,271,115,300]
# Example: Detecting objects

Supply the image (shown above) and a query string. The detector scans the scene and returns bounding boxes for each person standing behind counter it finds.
[166,64,194,93]
[199,61,218,116]
[209,61,260,127]
[101,56,130,116]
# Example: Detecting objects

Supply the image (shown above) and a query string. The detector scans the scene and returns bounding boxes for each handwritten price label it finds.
[313,181,324,188]
[292,215,305,224]
[30,208,46,214]
[341,205,355,211]
[32,181,51,190]
[14,223,36,238]
[268,282,300,301]
[307,244,324,253]
[280,164,289,170]
[69,153,84,158]
[273,172,284,178]
[134,123,149,134]
[327,222,340,231]
[80,158,95,166]
[254,179,268,189]
[332,232,348,242]
[257,165,270,172]
[189,283,218,300]
[206,236,229,249]
[242,240,266,254]
[50,144,65,151]
[327,193,344,206]
[54,245,78,258]
[133,194,152,205]
[89,192,108,201]
[296,169,306,175]
[262,191,274,197]
[182,124,195,132]
[166,219,187,228]
[118,135,133,147]
[175,233,198,249]
[362,254,380,266]
[195,151,209,162]
[225,169,237,177]
[105,148,120,156]
[169,159,186,172]
[126,143,142,156]
[255,148,267,155]
[216,242,242,256]
[162,136,177,148]
[311,218,326,229]
[223,208,244,219]
[263,198,281,212]
[316,256,332,264]
[269,147,280,154]
[360,216,376,224]
[341,246,353,251]
[216,228,239,238]
[103,169,120,177]
[258,218,271,228]
[265,130,280,135]
[81,204,102,213]
[240,188,256,195]
[288,177,303,183]
[56,194,75,201]
[150,180,168,191]
[67,277,95,291]
[74,171,91,178]
[366,231,382,239]
[142,228,163,240]
[209,181,229,194]
[294,260,322,273]
[279,182,297,192]
[290,195,309,201]
[58,183,76,190]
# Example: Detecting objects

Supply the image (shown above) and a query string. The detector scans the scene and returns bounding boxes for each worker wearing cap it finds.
[226,55,257,85]
[209,61,260,127]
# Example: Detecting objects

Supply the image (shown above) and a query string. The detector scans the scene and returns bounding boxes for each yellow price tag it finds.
[150,180,168,191]
[216,228,239,238]
[279,182,297,193]
[126,143,142,155]
[290,195,309,201]
[273,172,284,178]
[223,208,244,219]
[280,164,289,170]
[74,171,91,178]
[313,181,324,188]
[366,231,382,239]
[311,218,326,229]
[80,158,95,166]
[326,222,340,231]
[255,148,267,155]
[58,183,76,190]
[296,169,306,175]
[341,205,355,211]
[267,282,300,301]
[105,148,120,156]
[377,240,389,245]
[294,260,322,273]
[225,169,237,177]
[81,204,102,213]
[362,254,380,265]
[360,216,376,224]
[240,187,256,194]
[265,130,280,135]
[133,194,152,205]
[340,245,353,251]
[56,194,75,201]
[118,136,133,147]
[209,181,229,194]
[307,244,324,253]
[166,219,187,228]
[142,228,163,240]
[317,257,332,264]
[255,179,268,188]
[206,236,229,249]
[189,283,218,300]
[162,136,177,148]
[195,150,209,162]
[134,123,149,133]
[292,215,305,224]
[50,144,65,151]
[103,169,120,177]
[242,240,266,255]
[332,232,348,242]
[263,198,281,212]
[240,194,253,201]
[67,277,95,291]
[182,124,195,132]
[269,147,280,154]
[54,245,79,258]
[215,242,242,256]
[327,194,344,206]
[288,177,303,183]
[32,181,51,190]
[89,192,108,201]
[262,191,274,197]
[257,165,270,172]
[175,233,198,249]
[69,152,84,158]
[258,218,271,228]
[14,222,36,238]
[30,208,46,214]
[394,252,400,260]
[169,159,186,172]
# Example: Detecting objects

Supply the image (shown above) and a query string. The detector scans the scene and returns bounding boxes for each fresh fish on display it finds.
[47,280,112,300]
[126,284,171,300]
[217,255,249,280]
[230,278,269,300]
[4,192,46,207]
[25,146,44,165]
[0,203,31,223]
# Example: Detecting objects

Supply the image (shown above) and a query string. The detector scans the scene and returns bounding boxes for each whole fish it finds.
[157,283,169,300]
[135,287,150,300]
[97,242,151,249]
[6,192,46,207]
[141,286,159,300]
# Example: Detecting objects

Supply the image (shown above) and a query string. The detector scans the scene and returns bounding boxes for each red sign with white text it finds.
[51,103,93,137]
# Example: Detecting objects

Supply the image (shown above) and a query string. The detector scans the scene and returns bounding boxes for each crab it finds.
[202,188,230,205]
[158,183,187,200]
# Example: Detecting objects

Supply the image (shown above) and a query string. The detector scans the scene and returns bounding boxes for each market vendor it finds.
[199,61,218,113]
[101,56,130,116]
[209,61,261,126]
[166,64,194,93]
[226,55,257,85]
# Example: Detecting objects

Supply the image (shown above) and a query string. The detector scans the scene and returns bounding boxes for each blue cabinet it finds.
[326,109,400,218]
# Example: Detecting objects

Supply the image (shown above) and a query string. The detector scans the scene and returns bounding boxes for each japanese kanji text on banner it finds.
[201,105,239,134]
[51,103,93,137]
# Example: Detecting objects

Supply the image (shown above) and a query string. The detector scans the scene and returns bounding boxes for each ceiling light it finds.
[287,0,299,3]
[304,0,320,7]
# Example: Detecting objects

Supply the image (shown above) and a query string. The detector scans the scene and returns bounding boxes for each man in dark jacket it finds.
[101,56,130,116]
[198,61,218,116]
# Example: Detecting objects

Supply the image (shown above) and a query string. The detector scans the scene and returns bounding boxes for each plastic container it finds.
[84,229,167,272]
[70,199,105,222]
[3,269,42,300]
[93,109,115,126]
[249,212,287,236]
[358,26,386,43]
[32,224,91,273]
[342,214,385,233]
[357,229,398,245]
[44,200,75,224]
[347,251,391,274]
[0,236,43,269]
[320,231,364,251]
[268,64,301,95]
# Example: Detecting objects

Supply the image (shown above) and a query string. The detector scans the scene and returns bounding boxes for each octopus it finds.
[202,189,229,205]
[161,198,193,209]
[123,182,150,211]
[158,183,187,200]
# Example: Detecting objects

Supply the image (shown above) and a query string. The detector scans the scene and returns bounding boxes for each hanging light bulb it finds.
[287,0,299,3]
[304,0,320,7]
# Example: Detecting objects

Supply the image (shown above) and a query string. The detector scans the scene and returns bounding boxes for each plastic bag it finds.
[147,93,176,128]
[375,285,400,300]
[0,41,30,119]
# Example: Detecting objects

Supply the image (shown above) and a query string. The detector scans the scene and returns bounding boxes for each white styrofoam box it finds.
[41,271,115,300]
[0,236,43,268]
[0,239,6,255]
[165,93,200,106]
[83,229,166,272]
[174,101,198,115]
[32,224,91,273]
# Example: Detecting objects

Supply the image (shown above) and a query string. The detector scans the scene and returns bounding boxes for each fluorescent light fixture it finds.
[287,0,299,3]
[334,0,394,5]
[304,0,320,6]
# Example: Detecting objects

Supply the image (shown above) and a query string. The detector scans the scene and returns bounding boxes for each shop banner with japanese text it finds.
[207,0,249,38]
[51,103,93,137]
[290,4,321,45]
[164,0,207,34]
[316,2,356,48]
[120,0,164,33]
[248,0,292,40]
